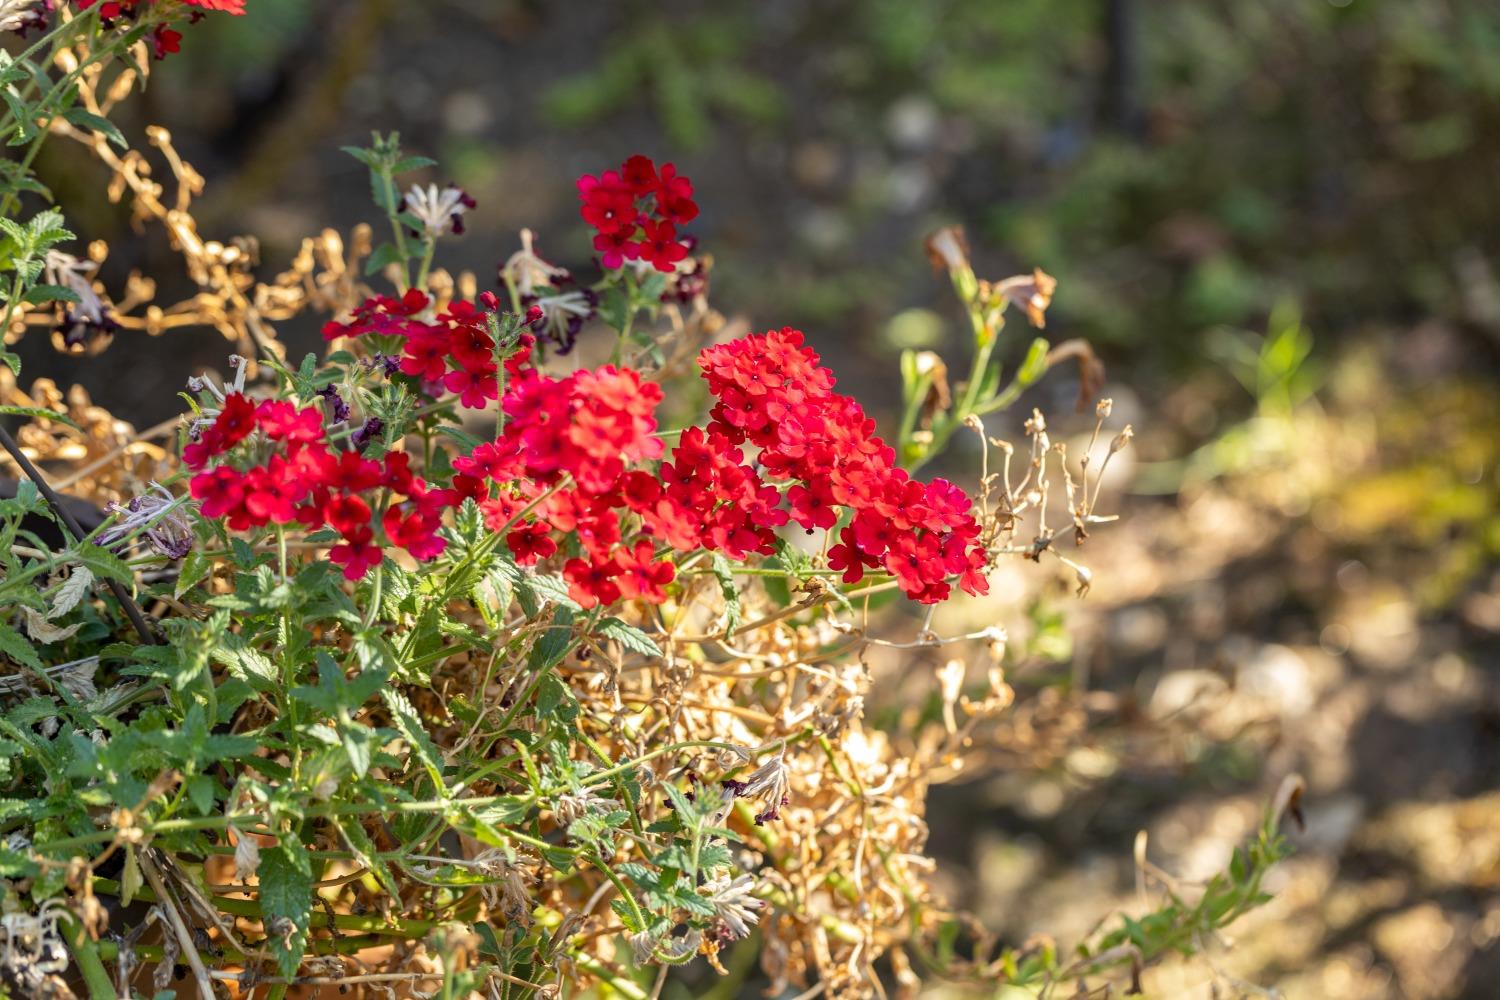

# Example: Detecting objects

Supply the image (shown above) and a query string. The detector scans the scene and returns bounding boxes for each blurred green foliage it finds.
[541,0,1500,364]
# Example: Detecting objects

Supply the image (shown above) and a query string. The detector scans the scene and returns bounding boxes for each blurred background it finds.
[15,1,1500,997]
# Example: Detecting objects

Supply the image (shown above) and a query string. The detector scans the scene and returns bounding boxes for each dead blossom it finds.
[700,872,766,941]
[723,747,791,823]
[551,788,620,828]
[99,482,194,559]
[470,850,536,927]
[0,1,45,33]
[993,267,1058,328]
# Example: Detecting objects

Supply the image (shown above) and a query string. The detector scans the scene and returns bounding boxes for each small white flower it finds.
[501,228,569,298]
[0,1,46,34]
[700,873,765,941]
[404,183,474,239]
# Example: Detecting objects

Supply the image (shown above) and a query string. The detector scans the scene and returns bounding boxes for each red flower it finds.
[323,289,430,341]
[637,219,688,273]
[620,155,660,196]
[656,163,698,225]
[183,392,257,468]
[323,451,383,493]
[443,362,498,409]
[564,555,622,610]
[506,522,557,565]
[383,506,447,561]
[150,27,181,60]
[577,157,699,270]
[577,170,638,235]
[591,229,639,270]
[256,400,323,443]
[242,458,307,525]
[189,466,244,520]
[324,494,372,536]
[613,540,675,604]
[330,525,382,581]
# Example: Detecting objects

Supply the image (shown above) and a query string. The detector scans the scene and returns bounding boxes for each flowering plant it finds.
[0,10,1299,1000]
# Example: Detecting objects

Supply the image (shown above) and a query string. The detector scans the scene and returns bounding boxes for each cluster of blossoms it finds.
[321,289,525,411]
[322,292,681,604]
[72,0,244,58]
[649,328,989,604]
[184,391,452,580]
[456,349,678,609]
[577,154,698,272]
[186,157,989,608]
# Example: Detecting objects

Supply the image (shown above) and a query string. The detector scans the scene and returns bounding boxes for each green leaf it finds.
[21,283,78,305]
[335,816,400,896]
[72,544,133,585]
[212,635,277,690]
[364,242,405,276]
[0,624,42,671]
[521,572,580,612]
[594,617,661,658]
[709,554,742,633]
[259,838,313,978]
[381,688,446,792]
[534,672,575,722]
[174,549,212,598]
[391,155,437,174]
[527,606,575,672]
[0,406,80,430]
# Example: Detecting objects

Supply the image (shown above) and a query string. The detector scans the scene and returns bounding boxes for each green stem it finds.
[414,237,436,289]
[363,561,383,628]
[60,914,117,1000]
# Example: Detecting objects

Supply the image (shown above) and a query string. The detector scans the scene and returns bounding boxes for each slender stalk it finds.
[0,424,156,645]
[59,913,117,1000]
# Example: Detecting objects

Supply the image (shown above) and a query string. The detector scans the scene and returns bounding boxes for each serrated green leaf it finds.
[0,624,41,670]
[259,838,313,978]
[709,553,742,633]
[381,688,446,792]
[21,283,78,305]
[72,543,132,584]
[527,606,575,672]
[174,549,212,598]
[594,617,661,658]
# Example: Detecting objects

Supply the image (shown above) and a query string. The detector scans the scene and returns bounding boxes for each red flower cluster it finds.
[185,394,452,580]
[322,290,514,411]
[447,361,675,608]
[74,0,245,59]
[577,156,697,272]
[645,328,989,604]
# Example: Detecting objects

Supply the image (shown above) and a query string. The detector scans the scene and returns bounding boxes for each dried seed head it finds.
[1109,424,1135,454]
[1096,397,1113,419]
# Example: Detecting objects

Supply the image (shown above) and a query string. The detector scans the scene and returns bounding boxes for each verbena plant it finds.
[0,6,1298,999]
